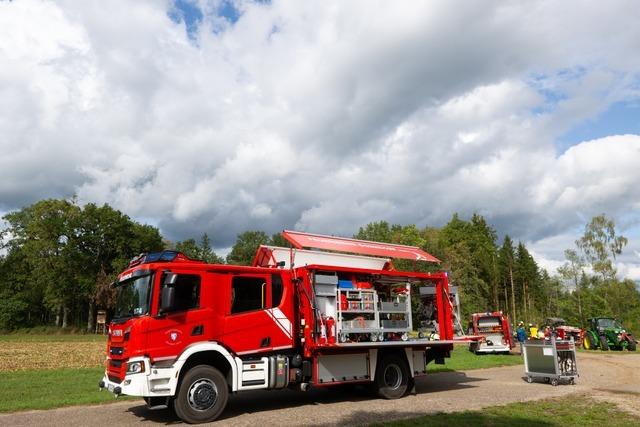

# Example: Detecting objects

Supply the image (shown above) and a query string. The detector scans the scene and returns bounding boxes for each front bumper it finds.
[100,357,180,397]
[475,344,511,353]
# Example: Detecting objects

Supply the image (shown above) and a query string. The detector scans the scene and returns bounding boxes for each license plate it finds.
[108,384,114,392]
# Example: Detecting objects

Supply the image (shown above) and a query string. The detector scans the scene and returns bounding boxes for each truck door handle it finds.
[260,337,271,347]
[191,325,204,336]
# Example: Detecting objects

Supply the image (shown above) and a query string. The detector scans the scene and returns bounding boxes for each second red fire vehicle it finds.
[467,311,514,354]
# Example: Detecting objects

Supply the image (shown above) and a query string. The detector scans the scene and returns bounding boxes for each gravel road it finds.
[2,351,639,427]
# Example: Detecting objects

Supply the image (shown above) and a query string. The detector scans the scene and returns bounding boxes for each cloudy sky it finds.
[1,0,639,278]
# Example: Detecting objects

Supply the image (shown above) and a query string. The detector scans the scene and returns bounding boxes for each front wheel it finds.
[583,334,594,350]
[599,335,609,351]
[173,365,229,424]
[628,340,637,351]
[375,354,410,399]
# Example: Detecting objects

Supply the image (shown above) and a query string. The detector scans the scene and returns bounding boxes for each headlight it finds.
[126,361,145,374]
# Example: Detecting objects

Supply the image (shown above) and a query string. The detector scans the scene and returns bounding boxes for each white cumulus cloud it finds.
[0,0,639,277]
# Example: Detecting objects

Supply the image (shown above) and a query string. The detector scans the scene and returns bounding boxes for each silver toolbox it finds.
[315,273,338,285]
[380,301,407,311]
[314,283,336,296]
[381,319,408,329]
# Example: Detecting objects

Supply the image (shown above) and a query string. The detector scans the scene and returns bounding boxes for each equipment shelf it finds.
[335,285,412,342]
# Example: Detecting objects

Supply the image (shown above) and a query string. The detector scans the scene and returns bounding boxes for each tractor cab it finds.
[591,317,623,332]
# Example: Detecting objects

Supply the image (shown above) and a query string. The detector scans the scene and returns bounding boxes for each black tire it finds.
[173,365,229,424]
[599,335,609,351]
[583,334,595,350]
[628,340,637,351]
[375,354,410,399]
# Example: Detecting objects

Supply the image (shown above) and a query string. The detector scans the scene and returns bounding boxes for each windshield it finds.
[597,318,623,329]
[113,274,152,321]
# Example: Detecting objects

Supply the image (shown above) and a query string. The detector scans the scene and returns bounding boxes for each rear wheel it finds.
[375,354,410,399]
[599,335,609,351]
[173,365,228,424]
[583,334,594,350]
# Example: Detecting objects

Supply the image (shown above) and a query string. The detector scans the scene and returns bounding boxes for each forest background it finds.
[1,198,638,334]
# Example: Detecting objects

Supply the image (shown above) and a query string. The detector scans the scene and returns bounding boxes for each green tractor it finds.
[583,317,636,351]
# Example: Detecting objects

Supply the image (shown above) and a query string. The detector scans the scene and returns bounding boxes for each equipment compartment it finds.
[334,280,413,342]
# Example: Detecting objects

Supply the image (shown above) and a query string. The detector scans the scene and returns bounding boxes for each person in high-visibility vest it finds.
[528,323,538,339]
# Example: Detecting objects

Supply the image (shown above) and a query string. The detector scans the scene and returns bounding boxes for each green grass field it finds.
[0,368,133,413]
[429,345,523,373]
[377,394,637,427]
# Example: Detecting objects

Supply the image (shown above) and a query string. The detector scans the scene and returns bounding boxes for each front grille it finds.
[108,375,123,384]
[110,347,124,356]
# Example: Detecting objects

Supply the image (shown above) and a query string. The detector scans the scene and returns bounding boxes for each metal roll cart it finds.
[523,336,578,386]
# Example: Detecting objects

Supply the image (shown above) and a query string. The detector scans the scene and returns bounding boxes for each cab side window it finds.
[161,274,201,312]
[231,276,266,314]
[271,274,283,307]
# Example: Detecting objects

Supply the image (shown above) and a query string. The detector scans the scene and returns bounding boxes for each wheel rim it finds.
[187,378,218,411]
[383,363,402,389]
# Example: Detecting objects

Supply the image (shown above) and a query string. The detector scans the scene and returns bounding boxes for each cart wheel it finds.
[418,331,425,339]
[544,377,550,383]
[570,378,575,385]
[526,376,533,383]
[551,379,558,386]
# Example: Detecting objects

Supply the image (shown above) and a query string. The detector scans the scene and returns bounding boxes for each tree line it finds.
[352,214,639,333]
[1,198,638,333]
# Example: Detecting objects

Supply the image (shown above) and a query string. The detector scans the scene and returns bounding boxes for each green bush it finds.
[0,293,29,331]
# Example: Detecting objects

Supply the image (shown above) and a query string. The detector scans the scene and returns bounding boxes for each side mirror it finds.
[164,272,178,285]
[160,286,175,313]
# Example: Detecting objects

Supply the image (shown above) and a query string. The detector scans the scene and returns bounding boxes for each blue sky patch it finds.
[556,101,640,152]
[169,0,247,38]
[218,1,241,24]
[527,68,587,115]
[169,0,203,40]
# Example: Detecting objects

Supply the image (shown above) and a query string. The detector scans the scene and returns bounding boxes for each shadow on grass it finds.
[356,409,557,427]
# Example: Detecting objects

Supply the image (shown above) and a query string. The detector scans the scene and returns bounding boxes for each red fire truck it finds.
[99,231,456,424]
[467,312,514,354]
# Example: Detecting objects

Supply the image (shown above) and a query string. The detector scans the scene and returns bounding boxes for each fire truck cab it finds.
[100,231,455,424]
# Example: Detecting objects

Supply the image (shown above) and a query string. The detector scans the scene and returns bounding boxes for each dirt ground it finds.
[0,351,638,427]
